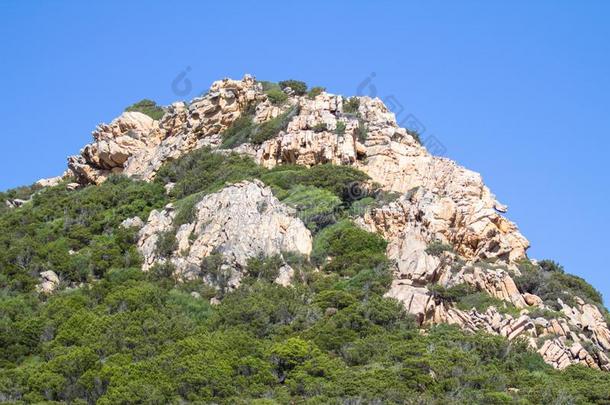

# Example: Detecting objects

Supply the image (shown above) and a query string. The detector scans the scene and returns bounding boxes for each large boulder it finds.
[137,180,312,290]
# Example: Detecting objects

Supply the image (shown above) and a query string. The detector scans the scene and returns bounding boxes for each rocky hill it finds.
[2,75,610,403]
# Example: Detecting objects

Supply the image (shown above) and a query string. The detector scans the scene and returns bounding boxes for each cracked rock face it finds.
[137,180,312,290]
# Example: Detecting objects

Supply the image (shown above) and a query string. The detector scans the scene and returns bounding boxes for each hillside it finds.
[1,75,610,403]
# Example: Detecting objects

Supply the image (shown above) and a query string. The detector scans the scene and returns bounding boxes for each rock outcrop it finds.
[36,270,60,294]
[68,75,263,184]
[137,180,312,291]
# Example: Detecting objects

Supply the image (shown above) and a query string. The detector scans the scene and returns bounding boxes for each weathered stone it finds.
[137,180,312,290]
[36,270,60,294]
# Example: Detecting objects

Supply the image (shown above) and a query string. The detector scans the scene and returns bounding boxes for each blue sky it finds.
[1,1,609,303]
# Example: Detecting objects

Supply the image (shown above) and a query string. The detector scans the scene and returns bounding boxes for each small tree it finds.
[279,80,308,96]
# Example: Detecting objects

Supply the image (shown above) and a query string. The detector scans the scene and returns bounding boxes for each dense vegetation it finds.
[1,150,610,403]
[515,259,605,310]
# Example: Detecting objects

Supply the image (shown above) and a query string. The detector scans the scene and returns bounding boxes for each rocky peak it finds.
[55,74,610,371]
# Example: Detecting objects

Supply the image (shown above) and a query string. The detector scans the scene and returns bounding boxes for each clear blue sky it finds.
[1,1,609,304]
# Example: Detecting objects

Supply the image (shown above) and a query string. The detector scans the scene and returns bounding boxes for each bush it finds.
[307,86,325,99]
[343,97,360,114]
[265,88,288,105]
[251,106,298,144]
[539,259,564,274]
[278,80,308,96]
[335,121,346,135]
[514,259,603,308]
[312,220,388,278]
[281,185,342,232]
[0,176,166,290]
[156,230,177,258]
[312,123,328,133]
[221,113,256,148]
[356,119,368,142]
[246,255,283,283]
[125,99,165,120]
[262,164,370,203]
[155,148,263,199]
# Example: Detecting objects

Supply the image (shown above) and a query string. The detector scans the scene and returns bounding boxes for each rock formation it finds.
[60,74,610,371]
[137,180,312,291]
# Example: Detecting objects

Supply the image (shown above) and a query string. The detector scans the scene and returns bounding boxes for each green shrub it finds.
[312,220,388,277]
[156,230,177,258]
[428,283,476,302]
[246,255,283,283]
[425,240,454,257]
[343,97,360,114]
[281,185,341,232]
[458,292,520,315]
[259,80,281,92]
[278,80,308,96]
[0,176,166,290]
[335,121,346,135]
[307,86,325,99]
[312,123,328,133]
[155,148,263,199]
[539,259,564,273]
[221,113,256,148]
[125,99,165,120]
[514,259,603,309]
[261,164,370,203]
[251,106,298,144]
[265,88,288,105]
[356,119,368,142]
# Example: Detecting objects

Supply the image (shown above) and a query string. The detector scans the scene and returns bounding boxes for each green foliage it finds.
[155,148,262,199]
[221,113,257,148]
[281,185,341,232]
[278,80,308,96]
[425,240,455,256]
[539,259,565,274]
[515,259,604,309]
[430,284,520,316]
[246,255,283,283]
[156,230,177,258]
[457,292,520,316]
[312,122,328,133]
[251,106,298,144]
[356,118,368,142]
[335,121,346,135]
[265,88,288,105]
[307,86,325,99]
[0,183,42,204]
[312,220,388,279]
[258,80,281,92]
[124,99,165,120]
[0,176,166,290]
[2,140,610,404]
[262,164,370,204]
[343,97,360,114]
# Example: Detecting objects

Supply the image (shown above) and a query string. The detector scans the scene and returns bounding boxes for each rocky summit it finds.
[3,74,610,403]
[54,74,610,371]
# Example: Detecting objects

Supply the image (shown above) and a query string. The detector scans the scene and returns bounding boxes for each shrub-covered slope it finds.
[2,76,610,403]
